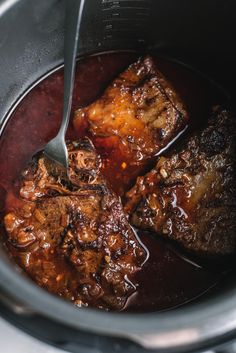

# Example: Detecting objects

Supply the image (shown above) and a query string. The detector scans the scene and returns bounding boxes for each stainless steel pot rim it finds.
[0,254,236,350]
[0,67,234,349]
[0,62,234,350]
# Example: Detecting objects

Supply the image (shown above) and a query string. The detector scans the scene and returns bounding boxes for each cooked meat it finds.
[74,56,188,195]
[4,138,146,310]
[125,108,236,257]
[19,139,103,201]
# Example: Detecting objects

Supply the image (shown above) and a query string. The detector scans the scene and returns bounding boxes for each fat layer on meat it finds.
[74,56,188,194]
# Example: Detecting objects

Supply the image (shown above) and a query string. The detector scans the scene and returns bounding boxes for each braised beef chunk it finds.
[20,140,103,201]
[74,56,188,195]
[4,138,146,310]
[125,108,236,257]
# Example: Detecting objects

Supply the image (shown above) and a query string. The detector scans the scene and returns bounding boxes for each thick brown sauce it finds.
[0,52,228,312]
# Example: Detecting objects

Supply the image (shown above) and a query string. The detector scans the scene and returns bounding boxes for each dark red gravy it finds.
[0,52,228,312]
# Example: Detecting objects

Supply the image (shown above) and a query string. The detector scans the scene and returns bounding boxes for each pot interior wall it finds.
[0,0,235,119]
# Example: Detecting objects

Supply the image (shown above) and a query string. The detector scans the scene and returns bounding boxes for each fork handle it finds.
[59,0,85,137]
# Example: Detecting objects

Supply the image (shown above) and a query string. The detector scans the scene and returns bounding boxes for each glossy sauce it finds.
[0,52,227,312]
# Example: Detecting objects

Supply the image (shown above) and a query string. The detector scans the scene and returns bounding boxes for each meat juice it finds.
[0,52,228,312]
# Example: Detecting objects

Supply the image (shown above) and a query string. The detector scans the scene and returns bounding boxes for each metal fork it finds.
[44,0,85,168]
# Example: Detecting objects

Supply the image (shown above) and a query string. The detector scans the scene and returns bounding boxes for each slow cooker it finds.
[0,0,235,352]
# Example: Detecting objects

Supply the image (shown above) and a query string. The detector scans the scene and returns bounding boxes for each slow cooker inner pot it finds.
[0,0,235,336]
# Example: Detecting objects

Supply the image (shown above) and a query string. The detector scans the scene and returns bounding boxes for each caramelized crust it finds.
[125,108,236,257]
[74,56,188,194]
[4,138,146,310]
